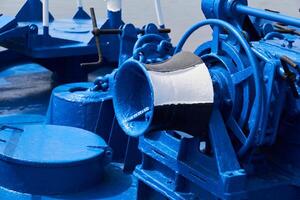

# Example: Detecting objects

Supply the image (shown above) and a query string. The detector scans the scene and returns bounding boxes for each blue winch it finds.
[1,0,300,199]
[112,0,300,199]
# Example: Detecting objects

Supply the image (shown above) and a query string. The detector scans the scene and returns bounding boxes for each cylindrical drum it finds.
[46,82,114,140]
[113,51,215,137]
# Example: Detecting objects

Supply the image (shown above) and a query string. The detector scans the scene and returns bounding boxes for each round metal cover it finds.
[0,125,111,195]
[0,124,106,164]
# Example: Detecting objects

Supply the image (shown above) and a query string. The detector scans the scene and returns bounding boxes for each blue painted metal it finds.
[234,4,300,27]
[46,82,112,137]
[73,7,91,20]
[0,114,45,125]
[0,0,172,83]
[0,16,17,33]
[118,24,138,66]
[0,0,124,83]
[110,0,300,199]
[45,22,170,166]
[0,124,112,197]
[46,82,119,155]
[133,23,173,64]
[15,0,54,22]
[1,0,300,199]
[46,80,138,165]
[113,59,155,137]
[0,162,137,200]
[119,23,172,66]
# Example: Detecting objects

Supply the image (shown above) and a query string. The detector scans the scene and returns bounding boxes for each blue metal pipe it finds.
[235,3,300,28]
[133,34,165,51]
[175,19,264,156]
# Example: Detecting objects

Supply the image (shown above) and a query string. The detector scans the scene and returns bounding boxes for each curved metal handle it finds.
[81,7,103,67]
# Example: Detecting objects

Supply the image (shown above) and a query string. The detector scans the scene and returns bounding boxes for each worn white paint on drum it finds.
[149,63,214,106]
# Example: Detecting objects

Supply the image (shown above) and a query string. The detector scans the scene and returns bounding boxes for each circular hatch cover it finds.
[0,125,111,195]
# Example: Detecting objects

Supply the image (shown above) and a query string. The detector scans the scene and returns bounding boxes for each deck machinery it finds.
[0,0,169,83]
[0,0,124,82]
[112,0,300,199]
[0,0,300,199]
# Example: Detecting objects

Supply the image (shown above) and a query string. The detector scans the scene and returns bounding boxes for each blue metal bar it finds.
[134,34,165,51]
[209,109,241,173]
[0,26,30,42]
[235,4,300,28]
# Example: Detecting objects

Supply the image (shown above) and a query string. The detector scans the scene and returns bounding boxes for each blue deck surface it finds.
[0,62,52,115]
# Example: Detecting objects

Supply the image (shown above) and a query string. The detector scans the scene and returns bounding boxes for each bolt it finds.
[105,149,113,158]
[29,24,38,34]
[264,76,269,83]
[286,38,295,48]
[145,112,152,121]
[101,82,109,90]
[224,98,232,106]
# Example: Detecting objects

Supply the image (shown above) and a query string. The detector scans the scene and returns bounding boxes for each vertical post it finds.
[154,0,165,28]
[106,0,122,12]
[43,0,49,36]
[106,0,122,28]
[77,0,83,8]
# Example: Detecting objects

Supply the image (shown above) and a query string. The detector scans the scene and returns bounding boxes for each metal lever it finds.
[281,55,300,73]
[81,8,103,67]
[280,56,299,98]
[274,23,300,36]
